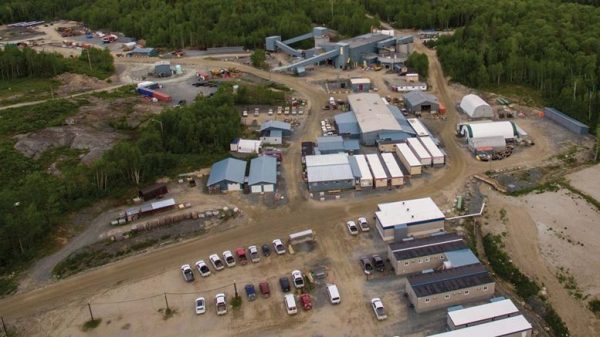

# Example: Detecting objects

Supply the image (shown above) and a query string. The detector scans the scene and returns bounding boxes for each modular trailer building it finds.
[406,264,495,313]
[429,315,532,337]
[375,197,445,241]
[248,156,277,193]
[305,153,355,192]
[395,143,422,175]
[407,137,433,166]
[353,154,373,188]
[366,153,388,188]
[407,118,431,137]
[381,152,404,187]
[446,299,520,330]
[419,136,445,165]
[543,107,589,135]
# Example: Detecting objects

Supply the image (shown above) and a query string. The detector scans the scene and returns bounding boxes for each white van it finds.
[327,284,340,304]
[284,294,297,315]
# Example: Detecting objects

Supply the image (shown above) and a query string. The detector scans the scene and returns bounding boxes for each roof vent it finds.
[406,208,410,212]
[411,215,414,218]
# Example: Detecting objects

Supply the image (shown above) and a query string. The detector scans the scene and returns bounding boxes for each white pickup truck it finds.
[215,293,228,315]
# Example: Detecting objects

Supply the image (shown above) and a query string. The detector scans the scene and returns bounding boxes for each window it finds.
[440,255,445,260]
[425,298,430,303]
[445,294,450,300]
[404,261,409,266]
[464,290,470,295]
[483,286,488,291]
[418,259,423,264]
[425,257,430,262]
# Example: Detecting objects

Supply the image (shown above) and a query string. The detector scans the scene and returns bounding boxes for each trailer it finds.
[366,154,388,188]
[395,143,422,175]
[407,138,433,166]
[136,87,154,98]
[288,229,315,245]
[152,91,172,102]
[353,154,373,188]
[419,136,445,165]
[380,152,404,187]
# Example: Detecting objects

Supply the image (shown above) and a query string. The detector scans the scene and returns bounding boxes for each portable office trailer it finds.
[419,136,445,165]
[353,154,373,188]
[288,229,315,245]
[406,118,430,137]
[407,138,432,166]
[395,143,422,175]
[430,315,532,337]
[366,154,388,188]
[447,299,519,330]
[380,152,404,186]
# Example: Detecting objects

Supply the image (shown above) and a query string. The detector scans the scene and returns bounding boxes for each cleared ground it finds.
[567,164,600,202]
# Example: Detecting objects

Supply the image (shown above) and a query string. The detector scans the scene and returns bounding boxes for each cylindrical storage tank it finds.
[152,91,172,102]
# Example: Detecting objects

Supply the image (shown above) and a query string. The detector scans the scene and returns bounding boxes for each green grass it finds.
[81,318,102,331]
[91,85,136,100]
[482,84,544,107]
[0,78,60,107]
[0,99,84,137]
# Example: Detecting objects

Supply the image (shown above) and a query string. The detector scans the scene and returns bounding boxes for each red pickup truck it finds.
[235,247,248,265]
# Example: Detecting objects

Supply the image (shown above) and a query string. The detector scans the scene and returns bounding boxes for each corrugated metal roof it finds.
[388,105,417,134]
[353,154,372,181]
[408,264,492,297]
[396,143,421,167]
[334,112,360,135]
[307,164,354,183]
[444,249,480,268]
[428,315,530,337]
[348,156,361,178]
[407,118,430,137]
[366,154,387,179]
[348,93,403,134]
[260,120,291,132]
[404,91,438,106]
[407,138,432,161]
[269,129,283,138]
[447,299,519,327]
[381,152,404,178]
[419,136,444,159]
[389,233,465,260]
[460,94,492,117]
[248,156,277,185]
[126,198,176,217]
[376,197,444,229]
[305,153,349,167]
[459,121,518,139]
[207,158,247,186]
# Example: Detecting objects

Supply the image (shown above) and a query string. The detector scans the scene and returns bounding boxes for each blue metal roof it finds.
[207,158,247,186]
[343,139,360,151]
[317,136,344,152]
[269,129,283,138]
[348,156,361,178]
[444,249,480,268]
[260,120,291,132]
[334,112,360,135]
[377,131,412,142]
[388,105,417,135]
[248,156,277,185]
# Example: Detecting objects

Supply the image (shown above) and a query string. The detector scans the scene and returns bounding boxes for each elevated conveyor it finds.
[273,48,341,72]
[275,40,302,57]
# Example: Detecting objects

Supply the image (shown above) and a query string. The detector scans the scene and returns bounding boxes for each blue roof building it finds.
[444,249,480,268]
[127,47,158,57]
[316,136,360,154]
[248,156,277,193]
[259,120,292,136]
[207,158,247,192]
[334,111,360,137]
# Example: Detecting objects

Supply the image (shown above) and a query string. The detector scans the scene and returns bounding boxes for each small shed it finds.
[366,154,388,188]
[230,139,262,154]
[138,183,168,201]
[407,138,433,166]
[127,47,158,57]
[395,143,422,175]
[350,78,372,92]
[248,156,277,193]
[259,120,292,136]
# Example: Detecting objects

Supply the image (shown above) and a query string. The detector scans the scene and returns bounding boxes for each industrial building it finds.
[407,138,433,166]
[406,264,496,313]
[316,136,360,154]
[259,120,292,145]
[350,78,372,92]
[352,154,373,188]
[404,91,439,114]
[395,143,422,175]
[419,136,445,165]
[305,153,355,192]
[334,112,361,138]
[154,61,172,77]
[446,298,520,330]
[429,315,532,337]
[207,158,247,193]
[366,154,388,188]
[376,105,418,151]
[375,197,445,241]
[126,47,158,57]
[457,121,526,143]
[459,94,493,119]
[543,107,589,135]
[230,138,262,154]
[380,152,404,187]
[387,233,473,275]
[248,156,277,193]
[266,27,413,74]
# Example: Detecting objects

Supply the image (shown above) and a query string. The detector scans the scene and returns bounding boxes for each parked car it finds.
[273,239,286,255]
[245,284,257,301]
[291,270,305,289]
[284,294,297,315]
[180,264,194,282]
[195,297,206,314]
[299,293,312,311]
[371,298,387,320]
[372,255,385,272]
[261,243,271,257]
[259,281,271,298]
[279,276,291,292]
[223,250,236,267]
[326,284,341,304]
[195,260,211,277]
[357,217,370,232]
[248,245,260,263]
[360,257,374,275]
[235,247,248,265]
[346,221,359,235]
[209,254,225,271]
[215,293,227,315]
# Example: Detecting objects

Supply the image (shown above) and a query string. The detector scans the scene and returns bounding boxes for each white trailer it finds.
[407,118,431,137]
[395,143,422,175]
[288,229,315,245]
[407,138,432,166]
[419,136,445,165]
[380,152,404,186]
[354,154,373,188]
[366,154,388,188]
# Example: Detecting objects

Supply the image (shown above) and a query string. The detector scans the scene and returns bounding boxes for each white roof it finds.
[353,154,372,180]
[407,138,432,161]
[376,197,445,229]
[237,139,262,153]
[459,121,518,139]
[419,136,444,158]
[348,93,403,134]
[407,118,430,137]
[307,164,354,183]
[305,153,349,167]
[381,152,403,178]
[350,78,371,85]
[366,154,387,180]
[459,94,491,114]
[396,143,421,167]
[428,315,531,337]
[448,299,519,327]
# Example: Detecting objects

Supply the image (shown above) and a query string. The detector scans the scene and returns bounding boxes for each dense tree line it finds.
[0,0,377,49]
[0,45,114,80]
[406,52,429,79]
[0,87,239,275]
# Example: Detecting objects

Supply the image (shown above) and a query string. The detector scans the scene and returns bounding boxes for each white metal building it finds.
[459,94,493,118]
[230,139,262,154]
[395,143,422,175]
[419,136,445,165]
[366,153,388,188]
[353,154,373,188]
[407,138,433,166]
[467,136,506,153]
[407,118,431,137]
[447,299,520,330]
[428,315,532,337]
[381,152,404,186]
[457,121,521,141]
[375,197,445,241]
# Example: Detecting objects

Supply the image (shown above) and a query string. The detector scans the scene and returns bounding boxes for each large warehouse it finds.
[375,197,446,241]
[459,94,493,118]
[305,153,355,192]
[342,93,417,146]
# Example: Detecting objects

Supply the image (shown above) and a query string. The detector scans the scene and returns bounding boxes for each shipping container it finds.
[136,87,154,97]
[152,91,172,102]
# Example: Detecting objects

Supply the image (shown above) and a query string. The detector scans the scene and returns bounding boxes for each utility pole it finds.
[87,303,94,321]
[86,49,92,71]
[233,281,238,298]
[1,316,8,336]
[164,293,170,310]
